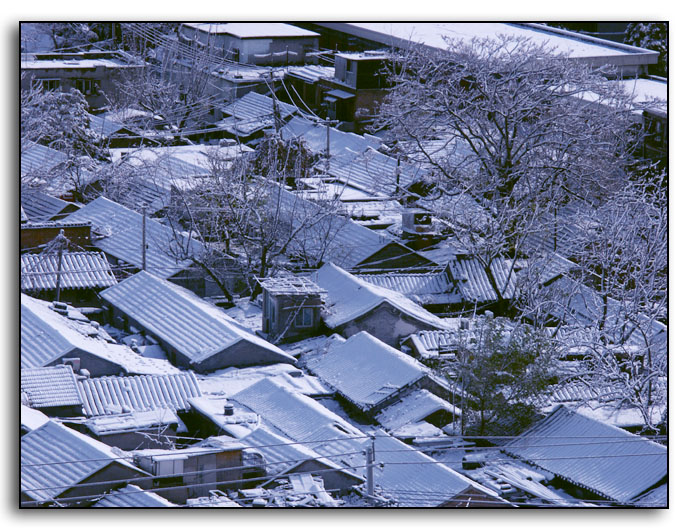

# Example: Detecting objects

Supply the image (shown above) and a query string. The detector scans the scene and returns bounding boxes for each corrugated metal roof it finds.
[88,113,130,138]
[99,271,293,365]
[448,256,517,302]
[281,115,382,157]
[375,389,454,431]
[92,484,176,507]
[503,406,667,504]
[267,182,402,269]
[84,408,179,434]
[356,272,451,296]
[286,64,334,83]
[631,483,667,508]
[219,92,298,136]
[311,263,450,330]
[21,366,83,409]
[21,190,79,221]
[21,142,68,177]
[21,251,117,292]
[231,378,366,464]
[305,332,428,411]
[62,196,204,278]
[78,372,202,417]
[371,429,497,507]
[21,294,181,375]
[21,421,142,502]
[324,148,426,197]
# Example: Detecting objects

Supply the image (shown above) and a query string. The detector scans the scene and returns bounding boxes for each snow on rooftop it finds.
[21,294,180,375]
[99,271,294,365]
[183,23,319,39]
[334,23,657,60]
[311,263,450,330]
[375,389,455,431]
[305,331,430,411]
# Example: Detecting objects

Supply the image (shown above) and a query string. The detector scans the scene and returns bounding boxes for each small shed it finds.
[257,275,327,342]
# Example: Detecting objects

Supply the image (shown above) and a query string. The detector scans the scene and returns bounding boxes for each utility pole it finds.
[142,203,147,272]
[365,436,376,505]
[326,120,331,173]
[54,229,66,303]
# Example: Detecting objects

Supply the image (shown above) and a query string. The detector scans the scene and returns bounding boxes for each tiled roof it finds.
[78,372,202,417]
[305,332,429,411]
[21,421,143,503]
[20,366,83,409]
[84,408,180,434]
[503,406,667,504]
[92,484,176,507]
[311,263,450,330]
[286,64,335,83]
[99,271,294,366]
[62,196,204,278]
[20,190,80,221]
[21,251,117,292]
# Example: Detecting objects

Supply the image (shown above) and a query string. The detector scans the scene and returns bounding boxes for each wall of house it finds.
[267,460,363,493]
[338,301,436,347]
[191,340,291,373]
[93,426,178,451]
[21,224,92,252]
[46,348,124,378]
[263,292,323,342]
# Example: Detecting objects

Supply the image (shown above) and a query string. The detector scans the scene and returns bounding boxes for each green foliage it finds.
[447,317,559,436]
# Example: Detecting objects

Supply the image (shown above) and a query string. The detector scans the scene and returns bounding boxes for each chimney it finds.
[224,400,235,416]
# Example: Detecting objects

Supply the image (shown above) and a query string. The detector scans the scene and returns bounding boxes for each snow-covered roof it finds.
[230,378,366,468]
[286,64,335,83]
[63,196,204,278]
[503,405,667,504]
[21,421,145,503]
[370,429,502,507]
[281,116,383,157]
[268,182,426,270]
[183,23,319,39]
[21,365,82,410]
[92,484,176,507]
[219,91,299,137]
[99,271,294,366]
[21,405,50,432]
[21,251,117,292]
[311,263,450,330]
[78,372,202,417]
[21,142,68,178]
[446,256,518,302]
[318,23,659,63]
[88,113,131,138]
[304,331,430,411]
[323,147,427,197]
[20,190,80,221]
[257,275,327,296]
[21,294,181,375]
[375,389,455,431]
[199,363,333,398]
[356,271,452,299]
[83,408,179,435]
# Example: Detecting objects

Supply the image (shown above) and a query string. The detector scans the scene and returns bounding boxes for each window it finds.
[295,307,314,328]
[75,78,99,95]
[37,78,60,91]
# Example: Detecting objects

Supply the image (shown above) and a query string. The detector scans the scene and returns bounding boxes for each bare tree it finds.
[378,35,645,313]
